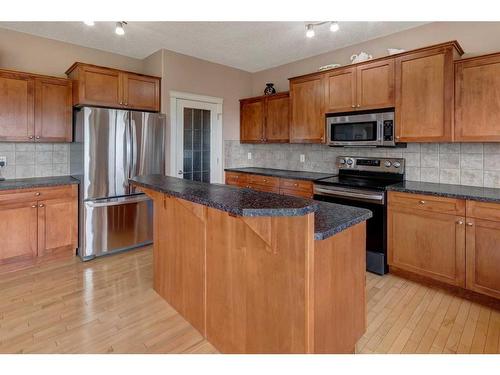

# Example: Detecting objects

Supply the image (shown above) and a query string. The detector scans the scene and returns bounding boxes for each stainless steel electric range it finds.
[313,156,405,275]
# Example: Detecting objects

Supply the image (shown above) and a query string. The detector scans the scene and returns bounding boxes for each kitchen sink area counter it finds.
[130,175,369,354]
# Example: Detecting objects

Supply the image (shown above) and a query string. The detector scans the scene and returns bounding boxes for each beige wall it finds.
[251,22,500,96]
[0,27,144,77]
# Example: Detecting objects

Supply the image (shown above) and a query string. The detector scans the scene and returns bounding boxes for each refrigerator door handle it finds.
[85,194,151,208]
[125,111,132,181]
[131,115,138,177]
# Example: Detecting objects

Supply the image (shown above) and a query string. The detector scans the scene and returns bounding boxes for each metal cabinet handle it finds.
[39,204,44,208]
[119,101,123,105]
[356,104,361,108]
[457,220,464,225]
[466,222,473,226]
[395,136,401,140]
[35,136,40,139]
[31,204,37,208]
[28,135,34,139]
[351,104,355,108]
[419,200,425,204]
[34,192,41,196]
[294,183,298,187]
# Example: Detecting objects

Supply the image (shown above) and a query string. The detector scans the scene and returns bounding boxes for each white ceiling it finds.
[0,22,426,72]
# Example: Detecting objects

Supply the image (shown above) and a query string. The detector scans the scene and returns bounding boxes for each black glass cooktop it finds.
[315,175,402,191]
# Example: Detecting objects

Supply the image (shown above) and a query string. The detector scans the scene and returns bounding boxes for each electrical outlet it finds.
[0,156,6,167]
[247,152,252,160]
[299,154,305,163]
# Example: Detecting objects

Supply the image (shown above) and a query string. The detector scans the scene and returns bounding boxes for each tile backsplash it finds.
[225,141,500,189]
[0,143,70,179]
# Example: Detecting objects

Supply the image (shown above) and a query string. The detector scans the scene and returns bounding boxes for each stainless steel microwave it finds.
[326,111,395,147]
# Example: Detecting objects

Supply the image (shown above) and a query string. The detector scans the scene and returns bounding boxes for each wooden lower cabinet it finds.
[388,191,500,299]
[0,185,78,263]
[388,205,466,286]
[225,172,313,198]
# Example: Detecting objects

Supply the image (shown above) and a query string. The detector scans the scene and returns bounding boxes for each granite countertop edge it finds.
[130,178,319,217]
[0,175,80,191]
[224,167,336,181]
[387,181,500,203]
[314,203,373,241]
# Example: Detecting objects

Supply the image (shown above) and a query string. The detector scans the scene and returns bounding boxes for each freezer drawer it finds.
[80,194,153,260]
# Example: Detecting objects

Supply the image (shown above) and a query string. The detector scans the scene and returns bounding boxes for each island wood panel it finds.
[395,46,455,142]
[153,194,206,335]
[289,74,325,143]
[455,53,500,142]
[314,222,366,353]
[0,70,35,141]
[388,205,466,287]
[205,209,315,353]
[357,59,395,110]
[466,218,500,299]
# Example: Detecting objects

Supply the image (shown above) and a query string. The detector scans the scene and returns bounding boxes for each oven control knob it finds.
[393,162,401,168]
[339,158,346,165]
[346,159,354,165]
[384,161,392,167]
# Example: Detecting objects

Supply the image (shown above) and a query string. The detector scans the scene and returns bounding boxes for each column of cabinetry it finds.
[388,191,500,299]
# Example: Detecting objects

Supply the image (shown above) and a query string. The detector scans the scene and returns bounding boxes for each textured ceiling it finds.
[0,21,426,72]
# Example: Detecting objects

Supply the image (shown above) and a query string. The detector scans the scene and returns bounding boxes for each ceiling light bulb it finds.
[115,22,125,36]
[83,21,95,26]
[330,21,339,32]
[306,24,315,38]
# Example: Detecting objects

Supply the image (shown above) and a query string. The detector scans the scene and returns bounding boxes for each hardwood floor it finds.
[0,247,498,354]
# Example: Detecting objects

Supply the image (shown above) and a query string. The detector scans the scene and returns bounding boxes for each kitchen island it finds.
[130,175,372,354]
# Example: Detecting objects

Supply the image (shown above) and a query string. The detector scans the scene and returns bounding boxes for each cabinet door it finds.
[37,197,77,256]
[466,218,500,299]
[357,59,395,110]
[388,205,466,286]
[78,65,122,107]
[0,71,35,141]
[455,54,500,142]
[0,201,38,262]
[395,47,454,142]
[122,73,160,112]
[34,78,72,142]
[264,93,289,143]
[324,67,356,113]
[289,75,325,143]
[240,98,264,143]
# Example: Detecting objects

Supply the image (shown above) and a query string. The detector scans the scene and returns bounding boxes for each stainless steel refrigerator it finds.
[70,107,166,260]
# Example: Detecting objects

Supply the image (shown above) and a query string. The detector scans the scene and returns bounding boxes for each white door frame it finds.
[169,91,223,183]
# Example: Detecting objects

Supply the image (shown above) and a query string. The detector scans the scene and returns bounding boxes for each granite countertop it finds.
[387,181,500,203]
[314,201,373,241]
[0,175,80,191]
[130,174,319,217]
[224,167,336,181]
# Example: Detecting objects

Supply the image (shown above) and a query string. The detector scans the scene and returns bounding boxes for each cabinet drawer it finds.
[466,200,500,221]
[225,172,248,186]
[247,174,279,187]
[0,185,77,205]
[279,178,313,193]
[280,188,313,199]
[388,191,465,216]
[247,183,279,194]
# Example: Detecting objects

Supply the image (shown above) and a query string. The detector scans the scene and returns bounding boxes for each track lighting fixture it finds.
[115,21,127,36]
[305,21,340,38]
[306,24,315,38]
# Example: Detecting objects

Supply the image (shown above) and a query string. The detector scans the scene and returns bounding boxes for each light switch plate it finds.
[300,154,305,163]
[247,152,252,160]
[0,156,6,166]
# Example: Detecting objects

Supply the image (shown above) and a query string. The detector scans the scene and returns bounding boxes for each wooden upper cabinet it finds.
[66,62,161,112]
[240,97,264,143]
[240,92,289,143]
[0,70,34,141]
[0,69,72,143]
[122,73,160,112]
[34,77,72,142]
[289,74,325,143]
[395,43,462,142]
[357,59,395,110]
[455,53,500,142]
[264,92,289,142]
[324,67,356,113]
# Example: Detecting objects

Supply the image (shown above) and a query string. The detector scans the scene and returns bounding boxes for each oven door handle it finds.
[314,187,385,204]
